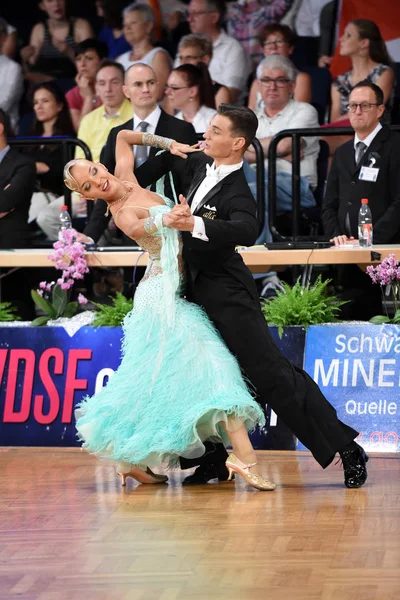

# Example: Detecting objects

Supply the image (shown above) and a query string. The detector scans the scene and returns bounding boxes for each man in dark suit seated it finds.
[77,63,197,246]
[322,80,400,320]
[0,108,37,318]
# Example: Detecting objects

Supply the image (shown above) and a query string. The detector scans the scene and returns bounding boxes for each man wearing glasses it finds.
[185,0,250,103]
[322,80,400,319]
[244,54,319,296]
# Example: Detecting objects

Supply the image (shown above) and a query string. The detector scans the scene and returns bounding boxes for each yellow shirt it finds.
[75,99,133,162]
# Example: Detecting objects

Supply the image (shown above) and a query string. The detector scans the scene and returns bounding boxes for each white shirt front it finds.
[132,105,161,159]
[0,55,23,131]
[255,99,320,189]
[354,122,383,153]
[209,30,251,99]
[191,161,243,241]
[175,105,217,133]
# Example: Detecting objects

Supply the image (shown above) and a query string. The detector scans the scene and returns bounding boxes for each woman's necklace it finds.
[104,187,131,217]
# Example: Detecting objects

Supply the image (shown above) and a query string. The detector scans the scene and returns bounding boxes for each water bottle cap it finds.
[361,198,368,204]
[61,205,68,210]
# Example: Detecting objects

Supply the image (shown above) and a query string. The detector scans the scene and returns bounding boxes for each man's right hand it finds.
[75,232,95,245]
[330,235,358,246]
[169,194,191,218]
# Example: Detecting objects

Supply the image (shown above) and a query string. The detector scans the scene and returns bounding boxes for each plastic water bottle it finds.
[58,205,72,239]
[358,198,373,247]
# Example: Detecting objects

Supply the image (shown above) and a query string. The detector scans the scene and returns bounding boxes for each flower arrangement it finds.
[31,229,89,326]
[366,253,400,324]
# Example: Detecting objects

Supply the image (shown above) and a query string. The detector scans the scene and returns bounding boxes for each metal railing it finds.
[9,136,92,216]
[251,137,265,233]
[267,125,400,241]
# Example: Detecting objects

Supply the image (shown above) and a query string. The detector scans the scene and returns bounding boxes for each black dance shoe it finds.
[182,461,234,486]
[340,442,369,488]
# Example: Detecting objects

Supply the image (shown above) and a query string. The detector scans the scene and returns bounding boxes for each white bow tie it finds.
[205,163,221,181]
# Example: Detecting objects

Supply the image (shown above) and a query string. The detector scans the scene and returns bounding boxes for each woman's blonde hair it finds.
[63,158,87,192]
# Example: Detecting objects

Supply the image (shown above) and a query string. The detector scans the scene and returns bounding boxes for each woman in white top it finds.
[117,3,171,100]
[165,63,217,133]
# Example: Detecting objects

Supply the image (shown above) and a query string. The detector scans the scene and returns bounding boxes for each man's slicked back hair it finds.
[217,104,258,150]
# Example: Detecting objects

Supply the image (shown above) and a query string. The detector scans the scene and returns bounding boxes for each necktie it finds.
[355,141,367,166]
[134,121,149,169]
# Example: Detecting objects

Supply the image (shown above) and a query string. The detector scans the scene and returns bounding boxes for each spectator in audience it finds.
[21,0,93,87]
[157,0,190,58]
[0,109,36,249]
[226,0,294,70]
[0,109,37,319]
[330,20,394,125]
[117,3,172,100]
[323,19,394,158]
[294,0,336,68]
[322,80,400,319]
[0,18,23,132]
[24,81,75,236]
[176,34,230,106]
[39,60,133,241]
[96,0,131,59]
[244,55,319,297]
[165,63,216,132]
[66,39,108,131]
[77,62,197,245]
[248,24,312,111]
[186,0,251,104]
[76,61,132,162]
[0,16,17,58]
[317,0,339,68]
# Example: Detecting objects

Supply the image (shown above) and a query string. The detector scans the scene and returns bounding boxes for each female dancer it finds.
[64,130,275,492]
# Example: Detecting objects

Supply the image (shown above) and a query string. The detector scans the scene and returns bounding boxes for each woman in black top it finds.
[21,0,93,86]
[25,81,75,227]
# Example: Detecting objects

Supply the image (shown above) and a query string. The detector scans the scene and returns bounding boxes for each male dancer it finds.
[135,104,368,488]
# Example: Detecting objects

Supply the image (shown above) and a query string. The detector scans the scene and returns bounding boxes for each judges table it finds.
[0,245,398,272]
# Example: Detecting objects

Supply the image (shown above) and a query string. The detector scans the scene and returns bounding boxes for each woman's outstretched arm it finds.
[115,130,143,182]
[115,129,200,181]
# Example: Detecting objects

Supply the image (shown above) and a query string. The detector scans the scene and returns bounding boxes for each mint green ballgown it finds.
[75,194,265,468]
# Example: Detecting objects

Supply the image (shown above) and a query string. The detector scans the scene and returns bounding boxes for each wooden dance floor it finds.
[1,448,399,600]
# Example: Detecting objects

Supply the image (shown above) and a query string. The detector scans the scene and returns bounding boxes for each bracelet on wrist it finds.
[142,132,174,151]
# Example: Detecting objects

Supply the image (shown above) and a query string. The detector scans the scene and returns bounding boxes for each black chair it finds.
[302,66,332,125]
[275,139,329,238]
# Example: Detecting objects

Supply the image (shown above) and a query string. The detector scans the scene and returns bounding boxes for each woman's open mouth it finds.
[102,180,109,192]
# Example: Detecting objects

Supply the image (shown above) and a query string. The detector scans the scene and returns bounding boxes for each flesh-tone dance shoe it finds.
[117,465,168,486]
[226,453,276,491]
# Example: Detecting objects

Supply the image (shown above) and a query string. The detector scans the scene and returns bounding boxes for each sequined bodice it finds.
[136,204,169,261]
[134,199,184,296]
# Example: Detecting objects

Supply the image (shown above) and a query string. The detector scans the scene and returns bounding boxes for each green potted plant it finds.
[92,292,133,326]
[262,275,346,337]
[0,302,20,322]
